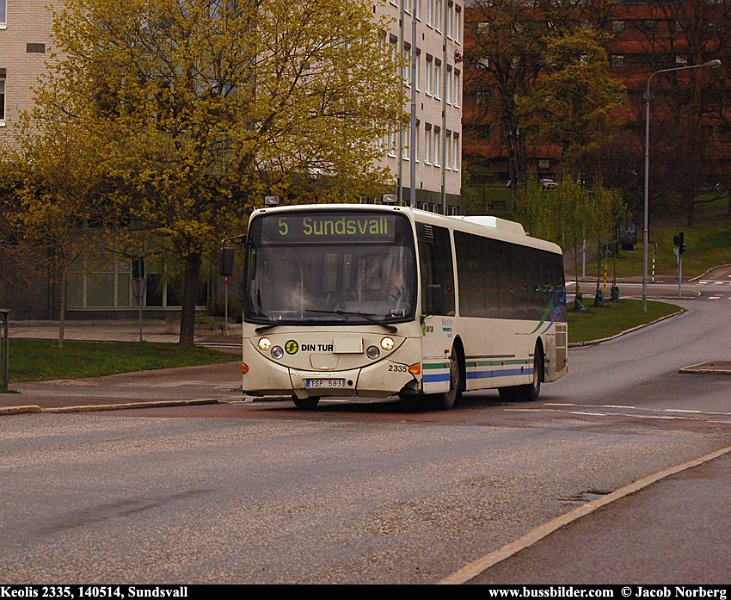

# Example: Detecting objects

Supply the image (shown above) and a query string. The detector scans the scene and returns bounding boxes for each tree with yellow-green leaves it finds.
[516,26,626,177]
[26,0,405,346]
[1,74,108,348]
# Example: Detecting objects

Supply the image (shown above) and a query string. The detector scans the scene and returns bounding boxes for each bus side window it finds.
[418,224,455,316]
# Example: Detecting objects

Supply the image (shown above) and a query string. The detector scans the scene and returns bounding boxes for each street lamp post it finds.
[642,59,722,312]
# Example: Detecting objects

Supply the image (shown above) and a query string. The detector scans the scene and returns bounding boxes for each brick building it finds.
[463,0,730,192]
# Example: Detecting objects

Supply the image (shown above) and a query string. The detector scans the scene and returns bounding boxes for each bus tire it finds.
[516,346,543,402]
[433,346,464,410]
[292,396,320,410]
[498,344,543,402]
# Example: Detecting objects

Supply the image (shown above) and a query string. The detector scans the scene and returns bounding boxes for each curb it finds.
[568,307,685,349]
[438,444,731,584]
[679,362,731,376]
[0,405,44,416]
[0,398,220,416]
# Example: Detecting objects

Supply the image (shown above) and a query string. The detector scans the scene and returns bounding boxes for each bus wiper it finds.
[254,320,303,334]
[305,309,398,334]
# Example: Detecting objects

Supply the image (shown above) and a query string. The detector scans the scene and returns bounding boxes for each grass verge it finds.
[7,339,236,384]
[568,299,682,344]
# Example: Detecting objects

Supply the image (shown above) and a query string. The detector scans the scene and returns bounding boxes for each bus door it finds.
[417,223,457,395]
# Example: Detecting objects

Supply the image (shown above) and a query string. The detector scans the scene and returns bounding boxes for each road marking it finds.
[709,296,721,300]
[438,445,731,585]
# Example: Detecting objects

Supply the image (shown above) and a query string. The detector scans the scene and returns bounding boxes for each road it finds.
[1,287,730,584]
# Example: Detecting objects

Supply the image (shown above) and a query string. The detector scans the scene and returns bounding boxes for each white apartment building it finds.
[376,0,463,214]
[0,0,463,318]
[0,0,463,210]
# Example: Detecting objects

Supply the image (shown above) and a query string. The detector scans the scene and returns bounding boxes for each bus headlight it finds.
[258,337,272,351]
[366,345,380,360]
[271,346,284,360]
[380,336,395,351]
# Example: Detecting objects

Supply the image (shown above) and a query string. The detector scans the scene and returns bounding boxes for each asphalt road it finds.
[1,289,730,584]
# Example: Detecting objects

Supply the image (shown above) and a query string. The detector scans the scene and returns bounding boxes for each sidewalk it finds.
[1,320,244,415]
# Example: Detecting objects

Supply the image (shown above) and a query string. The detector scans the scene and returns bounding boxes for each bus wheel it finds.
[292,396,320,410]
[498,346,543,402]
[516,347,543,402]
[434,348,464,410]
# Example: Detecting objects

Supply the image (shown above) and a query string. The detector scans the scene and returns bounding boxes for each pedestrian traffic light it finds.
[673,232,686,256]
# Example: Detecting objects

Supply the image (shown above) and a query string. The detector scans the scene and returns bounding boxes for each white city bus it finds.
[237,204,567,409]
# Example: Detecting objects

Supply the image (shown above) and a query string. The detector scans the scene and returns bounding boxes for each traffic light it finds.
[673,232,686,256]
[132,257,145,279]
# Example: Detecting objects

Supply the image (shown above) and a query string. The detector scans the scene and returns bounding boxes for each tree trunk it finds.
[179,253,202,348]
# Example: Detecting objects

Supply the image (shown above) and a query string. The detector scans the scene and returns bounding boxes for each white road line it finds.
[709,296,721,300]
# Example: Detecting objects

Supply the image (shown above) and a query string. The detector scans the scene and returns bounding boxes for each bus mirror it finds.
[426,284,443,315]
[219,247,235,277]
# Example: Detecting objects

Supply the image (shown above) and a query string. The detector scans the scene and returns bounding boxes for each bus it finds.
[234,203,567,409]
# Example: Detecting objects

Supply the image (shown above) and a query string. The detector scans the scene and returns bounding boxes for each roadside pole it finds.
[131,257,146,343]
[0,309,8,391]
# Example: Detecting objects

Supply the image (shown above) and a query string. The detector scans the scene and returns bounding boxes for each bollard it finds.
[0,309,9,391]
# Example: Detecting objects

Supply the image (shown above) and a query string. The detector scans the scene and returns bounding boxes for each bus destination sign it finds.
[260,213,399,244]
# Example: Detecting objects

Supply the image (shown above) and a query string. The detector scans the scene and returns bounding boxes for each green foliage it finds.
[568,299,681,344]
[16,0,407,346]
[8,339,234,383]
[516,26,626,174]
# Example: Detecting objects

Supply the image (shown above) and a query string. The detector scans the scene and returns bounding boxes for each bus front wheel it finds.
[433,348,464,410]
[292,396,320,410]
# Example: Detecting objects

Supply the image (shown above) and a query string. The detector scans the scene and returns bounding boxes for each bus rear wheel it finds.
[292,396,320,410]
[498,346,543,402]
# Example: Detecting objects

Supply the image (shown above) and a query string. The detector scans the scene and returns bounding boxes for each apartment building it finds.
[0,0,55,138]
[376,0,464,214]
[0,1,464,320]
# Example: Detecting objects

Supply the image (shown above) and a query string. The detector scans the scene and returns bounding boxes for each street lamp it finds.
[642,59,722,312]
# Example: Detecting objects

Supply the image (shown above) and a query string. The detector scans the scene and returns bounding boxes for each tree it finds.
[45,0,406,346]
[516,26,627,177]
[620,0,731,225]
[1,79,106,348]
[520,176,593,309]
[465,1,555,194]
[464,1,623,193]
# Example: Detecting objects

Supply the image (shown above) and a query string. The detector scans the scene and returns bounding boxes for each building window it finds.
[433,128,441,167]
[446,66,452,104]
[435,0,442,31]
[0,0,6,26]
[611,20,625,33]
[434,61,442,99]
[425,55,433,95]
[445,130,452,170]
[452,133,460,171]
[0,77,5,124]
[67,256,207,310]
[453,70,461,107]
[424,124,432,164]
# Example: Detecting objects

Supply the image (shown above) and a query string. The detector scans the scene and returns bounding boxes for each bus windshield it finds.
[244,210,417,326]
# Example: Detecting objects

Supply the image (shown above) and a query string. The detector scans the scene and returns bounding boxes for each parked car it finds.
[540,178,558,190]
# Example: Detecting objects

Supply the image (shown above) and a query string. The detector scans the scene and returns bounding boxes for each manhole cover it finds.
[679,361,731,375]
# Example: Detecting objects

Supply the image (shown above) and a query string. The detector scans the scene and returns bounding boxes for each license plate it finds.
[306,378,345,388]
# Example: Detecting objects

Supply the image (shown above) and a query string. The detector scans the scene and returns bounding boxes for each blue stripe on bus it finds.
[425,368,532,384]
[466,368,533,380]
[423,372,451,383]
